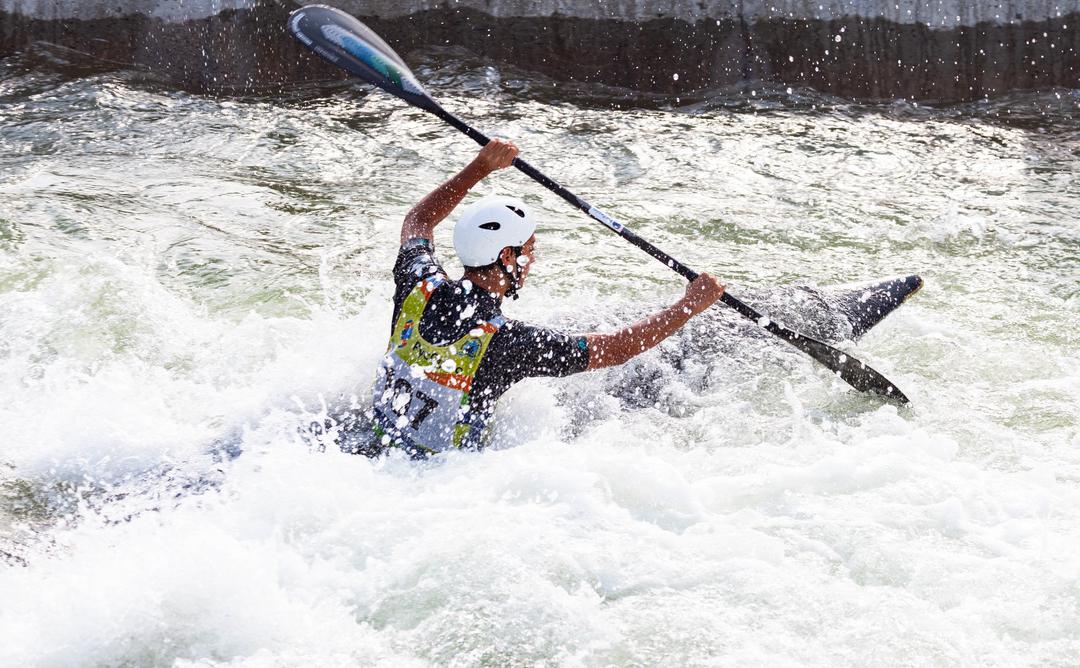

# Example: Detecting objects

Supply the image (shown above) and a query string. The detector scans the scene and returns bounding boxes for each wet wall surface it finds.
[0,2,1077,101]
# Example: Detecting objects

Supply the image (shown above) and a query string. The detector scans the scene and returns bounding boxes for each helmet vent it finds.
[479,221,501,230]
[506,206,525,218]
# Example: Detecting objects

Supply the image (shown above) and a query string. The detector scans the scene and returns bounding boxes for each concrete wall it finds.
[0,0,1077,100]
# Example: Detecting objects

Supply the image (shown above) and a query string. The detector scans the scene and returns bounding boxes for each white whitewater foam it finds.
[1,72,1078,667]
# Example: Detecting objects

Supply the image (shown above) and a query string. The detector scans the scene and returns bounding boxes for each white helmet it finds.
[453,195,536,267]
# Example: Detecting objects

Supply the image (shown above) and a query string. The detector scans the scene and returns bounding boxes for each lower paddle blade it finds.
[721,291,909,402]
[288,5,435,110]
[794,335,910,403]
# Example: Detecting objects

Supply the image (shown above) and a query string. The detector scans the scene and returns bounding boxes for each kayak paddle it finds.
[287,4,911,404]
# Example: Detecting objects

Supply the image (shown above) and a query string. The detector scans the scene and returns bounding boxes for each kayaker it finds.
[372,138,725,457]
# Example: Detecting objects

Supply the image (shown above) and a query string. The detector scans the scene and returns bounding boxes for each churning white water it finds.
[1,51,1078,666]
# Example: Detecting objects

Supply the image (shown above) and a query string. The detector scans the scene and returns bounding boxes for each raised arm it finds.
[586,273,725,369]
[400,139,520,244]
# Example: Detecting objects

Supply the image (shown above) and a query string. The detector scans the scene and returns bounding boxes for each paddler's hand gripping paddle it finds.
[287,4,911,403]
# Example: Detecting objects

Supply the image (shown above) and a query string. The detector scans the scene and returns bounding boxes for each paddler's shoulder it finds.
[394,237,445,285]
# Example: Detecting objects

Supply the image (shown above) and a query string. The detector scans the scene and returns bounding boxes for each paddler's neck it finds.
[462,266,509,301]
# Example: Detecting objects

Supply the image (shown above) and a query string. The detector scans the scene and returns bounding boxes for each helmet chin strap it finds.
[500,247,524,300]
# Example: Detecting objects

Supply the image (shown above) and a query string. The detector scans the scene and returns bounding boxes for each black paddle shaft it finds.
[429,105,881,380]
[435,106,796,329]
[448,117,686,264]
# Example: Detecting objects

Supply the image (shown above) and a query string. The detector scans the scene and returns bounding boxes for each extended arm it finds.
[586,273,725,369]
[400,139,520,244]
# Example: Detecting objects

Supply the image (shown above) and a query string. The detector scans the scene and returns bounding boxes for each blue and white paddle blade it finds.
[288,5,432,107]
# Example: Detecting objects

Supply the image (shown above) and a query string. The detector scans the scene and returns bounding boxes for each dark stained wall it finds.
[0,2,1076,101]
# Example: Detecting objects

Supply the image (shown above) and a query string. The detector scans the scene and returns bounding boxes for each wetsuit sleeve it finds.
[390,238,447,322]
[484,320,590,383]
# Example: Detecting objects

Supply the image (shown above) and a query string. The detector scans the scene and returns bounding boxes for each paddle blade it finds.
[288,5,435,110]
[720,291,909,402]
[791,335,910,403]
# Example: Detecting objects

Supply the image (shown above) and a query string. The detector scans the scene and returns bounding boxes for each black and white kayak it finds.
[734,274,923,344]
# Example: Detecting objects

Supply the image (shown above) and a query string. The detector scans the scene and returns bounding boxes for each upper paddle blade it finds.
[288,5,435,110]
